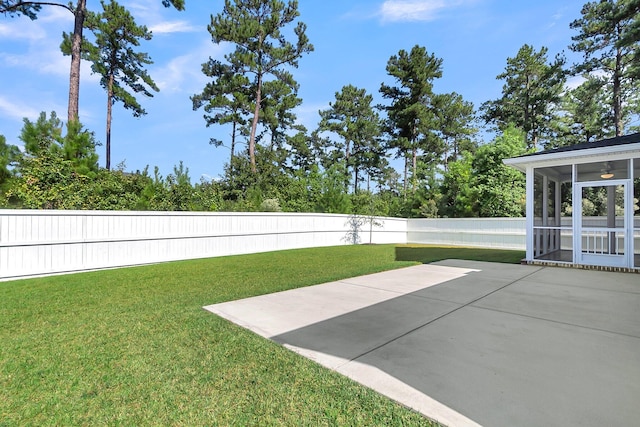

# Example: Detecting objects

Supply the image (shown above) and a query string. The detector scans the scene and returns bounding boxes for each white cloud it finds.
[0,21,46,41]
[0,96,42,121]
[1,47,69,78]
[152,39,227,93]
[0,6,72,41]
[380,0,446,22]
[125,0,197,34]
[126,0,157,20]
[149,20,197,34]
[379,0,469,23]
[0,5,78,79]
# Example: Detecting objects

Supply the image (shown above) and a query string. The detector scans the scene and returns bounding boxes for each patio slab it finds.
[203,260,640,427]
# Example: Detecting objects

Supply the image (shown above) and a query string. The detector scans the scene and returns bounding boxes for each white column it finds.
[572,164,579,264]
[526,166,535,261]
[607,185,616,254]
[555,180,562,252]
[627,158,635,268]
[542,175,549,254]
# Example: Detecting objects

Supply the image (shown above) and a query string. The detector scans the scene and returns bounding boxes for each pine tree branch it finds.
[1,1,73,14]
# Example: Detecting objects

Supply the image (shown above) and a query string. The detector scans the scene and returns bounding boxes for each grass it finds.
[0,244,523,426]
[395,244,525,265]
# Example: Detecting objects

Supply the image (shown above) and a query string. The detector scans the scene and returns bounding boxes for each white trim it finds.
[574,179,632,268]
[504,142,640,171]
[525,166,535,261]
[572,164,579,264]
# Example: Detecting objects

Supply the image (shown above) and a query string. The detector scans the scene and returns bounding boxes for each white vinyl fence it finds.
[408,218,526,250]
[0,210,408,280]
[0,211,528,280]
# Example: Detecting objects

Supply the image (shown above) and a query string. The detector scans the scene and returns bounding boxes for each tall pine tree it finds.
[380,45,444,196]
[63,0,159,170]
[1,0,183,123]
[570,0,640,136]
[207,0,313,173]
[192,59,253,172]
[481,44,566,150]
[318,85,383,193]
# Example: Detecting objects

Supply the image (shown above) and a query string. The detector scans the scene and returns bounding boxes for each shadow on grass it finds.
[395,245,525,265]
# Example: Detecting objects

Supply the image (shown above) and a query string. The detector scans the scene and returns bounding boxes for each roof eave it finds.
[503,142,640,171]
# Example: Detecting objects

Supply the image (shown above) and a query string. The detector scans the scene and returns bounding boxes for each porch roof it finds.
[504,132,640,173]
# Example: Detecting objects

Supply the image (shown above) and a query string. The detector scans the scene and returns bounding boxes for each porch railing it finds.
[533,226,570,257]
[580,227,625,255]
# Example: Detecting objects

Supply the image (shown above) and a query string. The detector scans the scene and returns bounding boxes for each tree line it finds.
[1,0,639,217]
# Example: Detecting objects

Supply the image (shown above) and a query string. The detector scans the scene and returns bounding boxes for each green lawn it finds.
[395,244,525,265]
[0,245,523,426]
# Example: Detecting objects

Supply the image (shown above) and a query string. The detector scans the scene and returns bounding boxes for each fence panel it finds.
[1,212,531,280]
[407,218,526,250]
[0,210,409,280]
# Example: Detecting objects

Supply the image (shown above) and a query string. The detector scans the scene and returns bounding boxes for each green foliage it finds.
[84,0,159,115]
[380,45,445,196]
[316,163,352,213]
[56,120,100,176]
[439,151,476,217]
[165,161,195,211]
[3,113,226,211]
[4,156,224,212]
[481,44,566,149]
[20,111,63,156]
[63,0,159,169]
[16,111,99,177]
[0,0,43,19]
[5,151,86,209]
[570,0,640,135]
[14,1,640,219]
[0,134,20,188]
[191,58,252,175]
[553,74,615,147]
[191,179,224,211]
[434,91,478,169]
[472,125,528,217]
[319,85,384,193]
[261,75,303,149]
[209,0,314,173]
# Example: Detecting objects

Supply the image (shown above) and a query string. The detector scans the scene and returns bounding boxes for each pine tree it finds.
[319,85,383,193]
[481,44,566,150]
[63,0,159,170]
[570,0,640,136]
[1,0,183,123]
[192,59,253,172]
[208,0,313,173]
[380,45,444,196]
[434,92,477,171]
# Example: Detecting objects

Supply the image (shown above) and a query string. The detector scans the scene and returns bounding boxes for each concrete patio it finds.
[204,260,640,427]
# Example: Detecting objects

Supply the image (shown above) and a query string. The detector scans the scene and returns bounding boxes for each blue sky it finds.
[0,0,585,182]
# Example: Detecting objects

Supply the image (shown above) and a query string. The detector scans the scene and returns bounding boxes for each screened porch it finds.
[505,134,640,271]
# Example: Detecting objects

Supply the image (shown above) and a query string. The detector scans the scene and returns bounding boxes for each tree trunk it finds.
[68,0,86,123]
[229,120,236,185]
[613,43,623,136]
[249,72,262,174]
[412,147,417,194]
[106,73,113,170]
[230,120,236,159]
[354,163,359,194]
[345,140,352,192]
[403,155,408,201]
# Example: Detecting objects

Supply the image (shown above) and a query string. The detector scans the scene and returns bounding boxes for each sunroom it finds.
[504,133,640,271]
